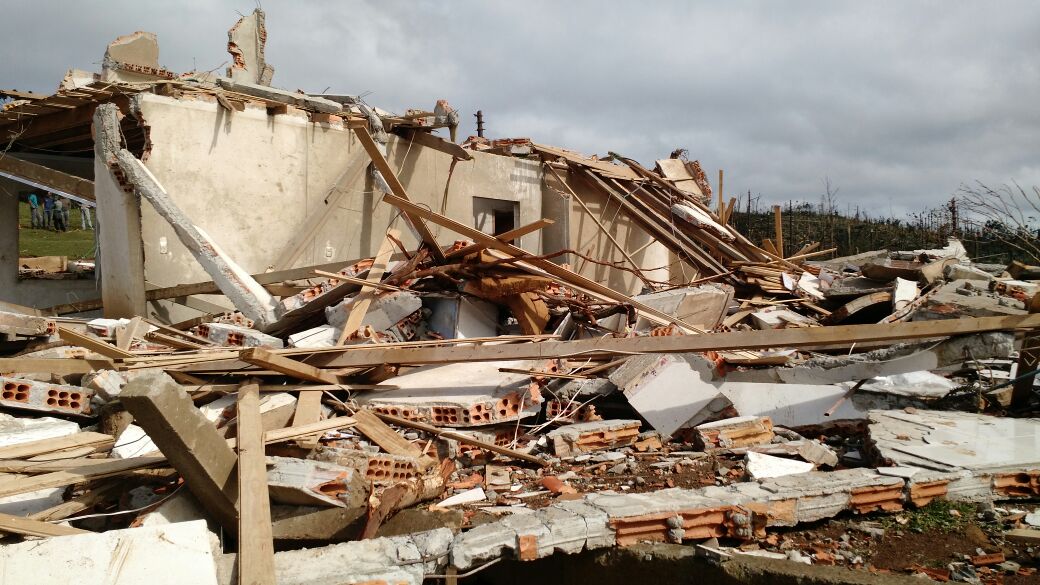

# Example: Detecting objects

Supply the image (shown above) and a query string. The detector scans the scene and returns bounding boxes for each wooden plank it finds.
[379,194,705,333]
[351,409,425,460]
[394,127,473,160]
[115,316,147,350]
[336,229,400,345]
[0,457,165,498]
[0,511,89,537]
[240,347,339,384]
[543,162,648,285]
[236,381,276,585]
[311,313,1040,369]
[0,152,94,203]
[0,432,114,460]
[312,270,403,292]
[57,326,135,359]
[773,205,784,258]
[445,218,555,261]
[351,126,447,263]
[1013,292,1040,407]
[0,358,112,375]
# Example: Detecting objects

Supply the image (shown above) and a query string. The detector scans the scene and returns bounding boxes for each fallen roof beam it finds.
[352,125,447,263]
[0,154,95,205]
[393,127,472,160]
[308,313,1040,369]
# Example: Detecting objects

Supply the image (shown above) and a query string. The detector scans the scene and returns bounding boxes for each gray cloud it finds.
[2,0,1037,215]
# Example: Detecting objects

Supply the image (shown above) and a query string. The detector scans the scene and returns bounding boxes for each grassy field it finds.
[17,201,96,259]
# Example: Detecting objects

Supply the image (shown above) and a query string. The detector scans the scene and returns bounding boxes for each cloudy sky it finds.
[2,1,1038,215]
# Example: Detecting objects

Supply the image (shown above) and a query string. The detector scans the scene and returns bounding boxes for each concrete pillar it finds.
[93,103,146,317]
[120,370,238,532]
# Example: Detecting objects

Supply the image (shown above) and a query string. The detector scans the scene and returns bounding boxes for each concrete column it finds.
[93,103,146,317]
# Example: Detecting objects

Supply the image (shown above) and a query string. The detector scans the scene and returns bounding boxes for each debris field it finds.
[2,9,1040,585]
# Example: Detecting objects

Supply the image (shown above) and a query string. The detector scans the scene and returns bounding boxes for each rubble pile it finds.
[4,10,1040,585]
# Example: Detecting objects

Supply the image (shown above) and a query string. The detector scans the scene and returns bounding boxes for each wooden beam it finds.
[0,511,89,537]
[773,204,784,258]
[0,457,165,499]
[0,432,113,460]
[57,326,135,359]
[351,409,426,461]
[0,358,112,375]
[393,128,473,160]
[236,381,276,585]
[336,229,399,345]
[310,313,1040,369]
[351,125,447,262]
[542,163,649,285]
[240,347,339,384]
[0,154,94,203]
[379,194,705,333]
[445,218,555,261]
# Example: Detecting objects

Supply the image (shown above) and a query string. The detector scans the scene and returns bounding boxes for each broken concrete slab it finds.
[120,370,238,531]
[266,456,368,508]
[0,309,55,337]
[101,30,173,83]
[745,452,814,480]
[361,360,545,427]
[609,354,732,437]
[547,419,642,457]
[694,416,774,449]
[0,520,220,585]
[325,289,423,335]
[632,284,733,331]
[197,321,283,348]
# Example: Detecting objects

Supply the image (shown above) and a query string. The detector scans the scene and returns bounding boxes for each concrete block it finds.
[695,416,774,449]
[267,456,368,508]
[745,452,813,480]
[326,290,422,333]
[82,369,128,402]
[0,377,93,417]
[0,520,219,585]
[121,371,238,531]
[610,354,730,437]
[287,324,338,348]
[361,360,544,427]
[85,317,130,337]
[0,309,55,337]
[311,447,423,485]
[111,423,160,458]
[632,284,733,331]
[546,419,641,457]
[196,322,283,348]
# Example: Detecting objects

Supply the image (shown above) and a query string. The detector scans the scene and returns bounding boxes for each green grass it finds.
[17,201,96,259]
[881,500,975,533]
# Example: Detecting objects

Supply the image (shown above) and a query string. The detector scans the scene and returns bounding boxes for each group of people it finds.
[27,191,92,232]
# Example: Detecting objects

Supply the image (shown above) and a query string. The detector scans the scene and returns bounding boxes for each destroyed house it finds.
[3,9,1040,585]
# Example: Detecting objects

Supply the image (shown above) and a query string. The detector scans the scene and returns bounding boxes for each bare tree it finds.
[958,181,1040,264]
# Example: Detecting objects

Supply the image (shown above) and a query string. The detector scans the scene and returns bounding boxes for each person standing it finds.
[61,197,71,229]
[52,197,66,232]
[43,193,54,230]
[80,202,93,230]
[27,192,41,228]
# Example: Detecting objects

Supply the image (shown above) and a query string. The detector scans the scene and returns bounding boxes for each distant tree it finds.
[958,181,1040,264]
